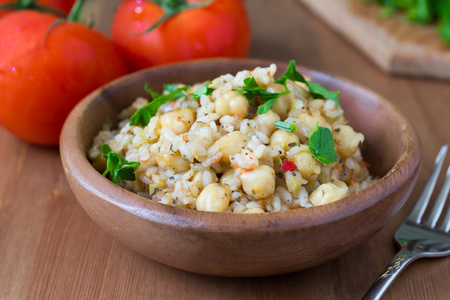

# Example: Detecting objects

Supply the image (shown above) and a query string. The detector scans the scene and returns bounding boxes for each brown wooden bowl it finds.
[60,58,421,277]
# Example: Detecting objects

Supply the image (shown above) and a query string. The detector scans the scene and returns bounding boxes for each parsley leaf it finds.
[439,15,450,44]
[275,60,305,84]
[144,83,162,100]
[306,81,340,104]
[130,85,190,127]
[192,82,215,100]
[163,84,187,98]
[237,76,289,114]
[101,144,140,185]
[371,0,450,45]
[144,83,187,100]
[276,60,340,106]
[308,122,338,165]
[274,120,296,133]
[257,98,279,114]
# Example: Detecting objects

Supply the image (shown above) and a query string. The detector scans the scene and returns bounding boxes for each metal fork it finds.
[362,145,450,300]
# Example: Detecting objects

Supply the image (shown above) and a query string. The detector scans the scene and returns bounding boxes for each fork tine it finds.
[408,145,448,224]
[436,164,450,232]
[424,164,450,228]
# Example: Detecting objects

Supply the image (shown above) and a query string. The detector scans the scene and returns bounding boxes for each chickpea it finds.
[143,116,161,142]
[332,124,364,158]
[159,108,195,135]
[153,142,190,172]
[352,162,361,177]
[309,99,325,110]
[267,83,291,119]
[240,165,275,199]
[317,165,331,184]
[219,168,241,189]
[212,131,249,163]
[291,81,311,100]
[309,179,349,206]
[91,156,107,174]
[269,129,300,151]
[196,183,231,212]
[288,147,321,182]
[296,107,330,135]
[243,207,265,214]
[192,170,218,189]
[215,90,249,118]
[287,99,305,117]
[254,110,280,137]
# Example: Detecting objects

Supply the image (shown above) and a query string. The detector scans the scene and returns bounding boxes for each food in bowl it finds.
[88,61,377,213]
[61,59,421,276]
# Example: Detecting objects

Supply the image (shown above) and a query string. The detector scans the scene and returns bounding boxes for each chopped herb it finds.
[192,82,214,99]
[163,83,187,98]
[274,120,296,132]
[237,76,290,114]
[306,81,340,105]
[308,122,338,165]
[130,85,190,127]
[274,60,305,85]
[275,60,340,106]
[101,144,140,185]
[367,0,450,44]
[144,83,187,100]
[257,98,279,114]
[144,83,162,99]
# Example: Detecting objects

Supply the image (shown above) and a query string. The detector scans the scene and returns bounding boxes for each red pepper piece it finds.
[281,160,297,171]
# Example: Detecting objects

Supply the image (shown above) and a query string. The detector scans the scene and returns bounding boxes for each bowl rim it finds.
[60,58,422,233]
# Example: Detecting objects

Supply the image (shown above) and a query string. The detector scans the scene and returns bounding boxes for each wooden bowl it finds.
[60,58,421,277]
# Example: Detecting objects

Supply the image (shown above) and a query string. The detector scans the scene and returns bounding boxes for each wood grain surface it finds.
[299,0,450,80]
[1,0,449,299]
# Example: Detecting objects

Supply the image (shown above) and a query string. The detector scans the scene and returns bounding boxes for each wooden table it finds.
[1,0,449,299]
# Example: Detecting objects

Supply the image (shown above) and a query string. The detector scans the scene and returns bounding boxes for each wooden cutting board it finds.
[299,0,450,80]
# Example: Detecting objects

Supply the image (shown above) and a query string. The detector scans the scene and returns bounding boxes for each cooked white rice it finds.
[89,64,377,213]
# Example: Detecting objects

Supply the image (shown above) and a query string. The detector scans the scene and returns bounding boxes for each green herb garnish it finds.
[163,83,188,98]
[308,122,338,165]
[275,60,340,106]
[237,76,290,114]
[367,0,450,44]
[274,120,296,133]
[101,144,141,185]
[144,83,162,99]
[256,98,278,114]
[130,85,190,127]
[192,82,215,100]
[144,83,187,99]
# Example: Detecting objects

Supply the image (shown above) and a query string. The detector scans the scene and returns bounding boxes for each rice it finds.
[89,63,377,213]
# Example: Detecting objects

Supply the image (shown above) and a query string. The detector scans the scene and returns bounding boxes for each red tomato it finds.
[0,11,126,146]
[111,0,251,71]
[0,0,75,18]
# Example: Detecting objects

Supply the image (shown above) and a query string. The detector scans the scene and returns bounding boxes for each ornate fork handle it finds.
[362,247,416,300]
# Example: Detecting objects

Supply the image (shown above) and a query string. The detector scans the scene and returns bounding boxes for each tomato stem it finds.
[41,18,65,48]
[41,0,90,48]
[144,0,213,33]
[18,0,34,6]
[67,0,84,22]
[0,3,16,11]
[0,0,67,16]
